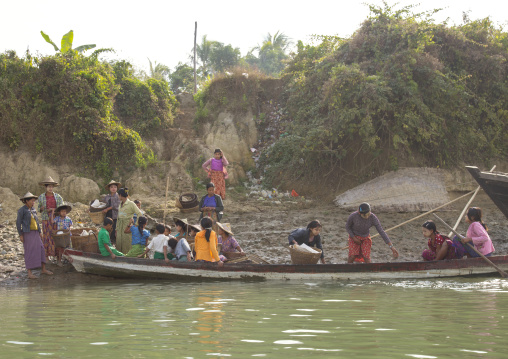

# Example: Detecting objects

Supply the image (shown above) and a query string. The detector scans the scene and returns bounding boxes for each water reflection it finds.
[0,279,506,358]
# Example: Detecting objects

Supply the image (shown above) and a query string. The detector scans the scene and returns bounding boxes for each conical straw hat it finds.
[38,176,59,186]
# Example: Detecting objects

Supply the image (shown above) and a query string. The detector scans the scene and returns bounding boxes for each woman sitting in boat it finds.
[194,217,224,267]
[288,220,325,264]
[173,217,189,239]
[199,182,224,222]
[124,216,150,257]
[461,207,495,258]
[346,203,398,263]
[217,222,245,261]
[421,220,465,261]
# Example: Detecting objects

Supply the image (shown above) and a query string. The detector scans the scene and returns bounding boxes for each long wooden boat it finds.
[63,249,508,281]
[466,166,508,219]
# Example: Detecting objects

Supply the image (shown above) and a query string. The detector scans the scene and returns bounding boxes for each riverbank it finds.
[1,192,507,286]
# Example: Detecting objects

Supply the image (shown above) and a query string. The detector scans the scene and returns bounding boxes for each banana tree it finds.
[40,30,96,53]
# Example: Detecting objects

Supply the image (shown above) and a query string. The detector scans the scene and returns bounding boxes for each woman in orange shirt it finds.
[194,217,224,267]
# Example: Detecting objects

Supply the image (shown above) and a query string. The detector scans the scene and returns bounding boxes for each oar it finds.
[433,213,508,278]
[339,190,476,250]
[447,165,496,237]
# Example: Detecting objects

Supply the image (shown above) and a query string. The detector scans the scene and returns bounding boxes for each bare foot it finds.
[28,273,38,279]
[41,269,54,275]
[57,261,63,267]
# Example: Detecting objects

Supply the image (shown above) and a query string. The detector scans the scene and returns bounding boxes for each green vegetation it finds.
[258,3,508,186]
[0,49,176,182]
[41,30,96,53]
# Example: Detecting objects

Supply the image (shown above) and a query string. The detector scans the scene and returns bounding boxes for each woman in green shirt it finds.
[115,188,142,254]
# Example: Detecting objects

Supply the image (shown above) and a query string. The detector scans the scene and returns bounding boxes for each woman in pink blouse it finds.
[461,207,495,257]
[202,148,229,200]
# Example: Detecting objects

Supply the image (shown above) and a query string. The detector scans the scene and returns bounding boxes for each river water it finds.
[0,278,507,358]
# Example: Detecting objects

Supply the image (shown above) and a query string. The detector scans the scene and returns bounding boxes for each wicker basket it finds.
[180,204,199,213]
[71,228,100,253]
[223,251,244,260]
[51,230,71,248]
[289,245,322,265]
[89,211,105,224]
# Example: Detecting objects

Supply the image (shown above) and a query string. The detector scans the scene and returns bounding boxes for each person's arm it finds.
[314,235,325,263]
[346,213,356,239]
[104,243,117,259]
[288,228,301,245]
[132,203,142,225]
[464,222,489,246]
[163,245,170,263]
[137,246,150,258]
[16,208,24,240]
[221,155,229,166]
[202,158,212,171]
[124,224,132,234]
[435,242,448,260]
[372,214,398,258]
[215,195,224,213]
[210,234,223,266]
[199,196,206,212]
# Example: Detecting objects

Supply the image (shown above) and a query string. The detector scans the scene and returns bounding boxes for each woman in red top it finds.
[37,176,64,260]
[421,220,465,261]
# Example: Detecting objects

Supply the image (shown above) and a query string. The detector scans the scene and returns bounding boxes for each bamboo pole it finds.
[163,176,169,224]
[447,165,496,237]
[193,21,197,94]
[340,190,476,250]
[433,213,508,278]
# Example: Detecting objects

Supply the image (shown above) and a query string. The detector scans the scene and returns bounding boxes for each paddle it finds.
[433,213,508,278]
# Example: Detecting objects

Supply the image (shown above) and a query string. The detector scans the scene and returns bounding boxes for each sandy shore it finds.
[1,192,507,286]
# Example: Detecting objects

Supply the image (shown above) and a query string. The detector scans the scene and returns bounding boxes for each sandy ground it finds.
[1,191,507,286]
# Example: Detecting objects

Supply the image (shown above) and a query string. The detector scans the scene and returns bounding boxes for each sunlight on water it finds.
[0,278,507,358]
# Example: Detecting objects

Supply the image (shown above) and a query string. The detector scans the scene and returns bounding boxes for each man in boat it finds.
[346,203,398,263]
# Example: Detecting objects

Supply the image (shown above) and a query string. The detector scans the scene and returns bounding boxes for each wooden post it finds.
[194,21,197,94]
[163,176,169,224]
[447,165,496,237]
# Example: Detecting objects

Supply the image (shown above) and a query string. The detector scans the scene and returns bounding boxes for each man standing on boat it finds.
[346,203,399,263]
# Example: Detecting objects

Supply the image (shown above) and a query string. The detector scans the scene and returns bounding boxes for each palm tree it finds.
[196,35,215,76]
[253,31,292,76]
[147,58,171,81]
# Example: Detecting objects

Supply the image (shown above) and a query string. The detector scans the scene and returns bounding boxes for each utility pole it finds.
[194,21,197,94]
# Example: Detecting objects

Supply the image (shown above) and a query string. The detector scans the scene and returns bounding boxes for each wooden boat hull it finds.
[466,166,508,219]
[64,249,508,281]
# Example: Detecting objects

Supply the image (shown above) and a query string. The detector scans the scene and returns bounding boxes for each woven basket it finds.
[180,204,199,213]
[51,230,71,248]
[289,245,322,265]
[89,211,105,224]
[71,228,99,253]
[223,251,244,260]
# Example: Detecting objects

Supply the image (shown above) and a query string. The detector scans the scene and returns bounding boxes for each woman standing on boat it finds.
[37,176,64,261]
[461,207,495,258]
[346,203,398,263]
[202,148,229,200]
[115,188,143,254]
[17,192,53,279]
[288,220,326,264]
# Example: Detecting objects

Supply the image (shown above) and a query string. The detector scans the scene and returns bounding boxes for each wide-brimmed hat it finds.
[38,176,59,186]
[173,217,189,226]
[217,222,234,235]
[189,223,202,232]
[19,192,38,202]
[56,203,72,214]
[105,180,121,189]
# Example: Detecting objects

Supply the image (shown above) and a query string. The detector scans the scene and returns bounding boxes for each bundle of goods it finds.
[89,199,107,224]
[289,244,322,265]
[71,228,99,253]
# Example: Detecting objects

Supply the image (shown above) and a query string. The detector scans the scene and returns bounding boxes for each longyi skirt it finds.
[23,230,47,269]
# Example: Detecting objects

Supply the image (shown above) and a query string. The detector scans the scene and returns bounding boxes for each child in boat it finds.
[98,217,124,259]
[217,222,245,261]
[188,224,201,239]
[50,203,73,267]
[172,232,192,261]
[461,207,495,257]
[289,220,326,264]
[173,217,188,239]
[124,216,150,257]
[194,217,223,266]
[346,203,398,263]
[421,220,465,261]
[138,224,171,263]
[102,180,121,245]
